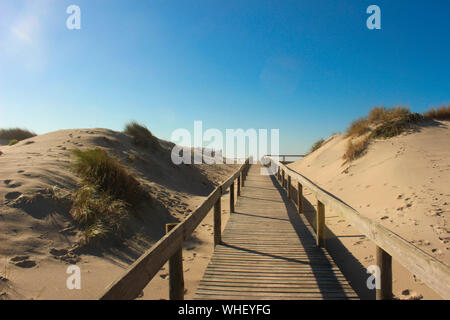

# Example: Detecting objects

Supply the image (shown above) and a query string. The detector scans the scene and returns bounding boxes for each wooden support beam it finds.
[282,170,285,189]
[297,182,303,214]
[316,200,325,247]
[241,171,245,187]
[237,176,241,196]
[214,196,222,246]
[376,246,393,300]
[230,181,235,213]
[287,175,292,199]
[166,223,184,300]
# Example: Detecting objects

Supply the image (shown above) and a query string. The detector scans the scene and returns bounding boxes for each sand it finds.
[0,128,238,299]
[288,120,450,299]
[2,121,449,300]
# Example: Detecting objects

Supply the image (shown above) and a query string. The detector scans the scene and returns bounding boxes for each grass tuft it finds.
[343,136,370,162]
[71,148,147,244]
[309,138,325,154]
[369,113,423,139]
[346,118,370,137]
[0,128,36,141]
[124,121,161,150]
[368,106,410,123]
[8,139,18,146]
[423,105,450,120]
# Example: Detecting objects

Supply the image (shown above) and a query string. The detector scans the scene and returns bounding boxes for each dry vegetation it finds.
[343,136,370,162]
[423,105,450,120]
[309,138,325,154]
[0,128,36,145]
[124,121,161,151]
[340,105,449,162]
[70,148,148,244]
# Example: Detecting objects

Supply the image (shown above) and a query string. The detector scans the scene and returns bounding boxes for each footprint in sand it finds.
[10,255,36,268]
[400,289,423,300]
[160,273,168,279]
[49,248,69,257]
[5,191,22,201]
[431,248,443,255]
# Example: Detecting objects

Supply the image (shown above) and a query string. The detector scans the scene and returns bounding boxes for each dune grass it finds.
[367,106,410,124]
[8,139,18,146]
[343,136,370,162]
[124,121,161,150]
[309,138,325,154]
[0,128,36,141]
[423,105,450,120]
[346,118,370,137]
[343,106,425,161]
[71,148,147,244]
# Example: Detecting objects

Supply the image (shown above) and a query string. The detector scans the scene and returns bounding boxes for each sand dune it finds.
[0,128,237,299]
[288,120,450,299]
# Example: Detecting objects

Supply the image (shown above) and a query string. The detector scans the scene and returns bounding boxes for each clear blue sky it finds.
[0,0,449,153]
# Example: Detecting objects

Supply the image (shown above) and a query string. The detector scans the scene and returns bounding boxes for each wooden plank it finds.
[267,156,450,299]
[195,164,357,300]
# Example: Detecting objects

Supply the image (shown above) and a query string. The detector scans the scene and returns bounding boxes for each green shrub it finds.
[124,121,160,150]
[71,148,146,243]
[0,128,36,141]
[8,139,18,146]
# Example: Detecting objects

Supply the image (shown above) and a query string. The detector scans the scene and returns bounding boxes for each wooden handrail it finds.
[266,156,450,300]
[99,158,250,300]
[265,154,305,163]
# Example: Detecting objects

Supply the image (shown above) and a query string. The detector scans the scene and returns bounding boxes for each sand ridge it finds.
[288,120,450,299]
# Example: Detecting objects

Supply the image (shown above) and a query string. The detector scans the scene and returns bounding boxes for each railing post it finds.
[230,181,235,213]
[316,200,325,247]
[214,195,222,246]
[282,170,285,188]
[241,171,245,187]
[237,176,241,196]
[166,223,184,300]
[297,182,303,214]
[287,175,291,199]
[376,246,393,300]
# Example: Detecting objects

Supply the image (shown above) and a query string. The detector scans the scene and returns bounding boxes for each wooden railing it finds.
[99,158,251,300]
[265,156,450,300]
[265,154,305,163]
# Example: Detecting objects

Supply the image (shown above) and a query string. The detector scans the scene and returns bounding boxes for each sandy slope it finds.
[0,129,237,299]
[288,120,450,299]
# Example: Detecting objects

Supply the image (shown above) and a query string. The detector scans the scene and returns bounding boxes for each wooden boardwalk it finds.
[195,165,358,300]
